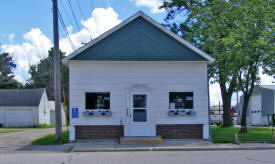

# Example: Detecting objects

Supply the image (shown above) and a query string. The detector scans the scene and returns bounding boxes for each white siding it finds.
[0,106,38,127]
[69,61,209,140]
[49,101,66,125]
[0,109,5,126]
[38,91,51,125]
[248,94,262,125]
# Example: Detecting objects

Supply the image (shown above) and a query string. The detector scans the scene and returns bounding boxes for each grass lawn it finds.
[211,126,275,143]
[31,130,69,145]
[0,124,55,130]
[0,130,22,134]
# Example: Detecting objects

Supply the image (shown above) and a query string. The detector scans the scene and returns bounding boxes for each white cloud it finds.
[9,34,15,43]
[1,8,121,83]
[1,28,52,82]
[59,7,121,54]
[130,0,165,14]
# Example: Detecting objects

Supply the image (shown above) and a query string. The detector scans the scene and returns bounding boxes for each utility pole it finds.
[53,0,62,140]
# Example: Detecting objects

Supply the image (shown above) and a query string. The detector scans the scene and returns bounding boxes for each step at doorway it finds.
[120,136,163,143]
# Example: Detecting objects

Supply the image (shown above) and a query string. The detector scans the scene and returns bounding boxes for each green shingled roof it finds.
[63,12,214,63]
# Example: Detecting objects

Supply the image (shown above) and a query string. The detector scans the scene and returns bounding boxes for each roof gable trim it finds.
[62,11,215,64]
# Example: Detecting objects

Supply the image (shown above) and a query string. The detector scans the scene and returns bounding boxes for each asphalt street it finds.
[0,150,275,164]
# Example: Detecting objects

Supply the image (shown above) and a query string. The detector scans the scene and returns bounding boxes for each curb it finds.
[73,146,275,152]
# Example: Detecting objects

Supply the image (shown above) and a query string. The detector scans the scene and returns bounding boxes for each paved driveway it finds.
[0,128,55,148]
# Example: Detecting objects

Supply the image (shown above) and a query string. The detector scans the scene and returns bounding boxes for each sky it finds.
[0,0,274,106]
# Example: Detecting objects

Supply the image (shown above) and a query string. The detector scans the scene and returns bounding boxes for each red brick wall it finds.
[156,124,203,139]
[75,124,202,139]
[75,125,124,139]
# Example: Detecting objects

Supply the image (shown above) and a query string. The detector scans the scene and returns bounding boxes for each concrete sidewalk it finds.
[2,139,275,154]
[70,139,275,152]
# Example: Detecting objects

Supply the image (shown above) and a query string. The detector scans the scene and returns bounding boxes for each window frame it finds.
[169,91,194,110]
[85,91,111,110]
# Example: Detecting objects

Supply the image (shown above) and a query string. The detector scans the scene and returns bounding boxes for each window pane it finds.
[86,92,110,109]
[133,109,147,122]
[169,92,193,109]
[133,95,146,108]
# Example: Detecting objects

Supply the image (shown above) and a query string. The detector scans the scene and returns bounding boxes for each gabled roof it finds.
[258,85,275,91]
[0,88,45,107]
[62,11,215,64]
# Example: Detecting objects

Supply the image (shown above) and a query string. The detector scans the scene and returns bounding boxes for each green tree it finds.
[0,53,23,88]
[234,0,275,133]
[162,0,241,126]
[162,0,275,129]
[25,48,69,102]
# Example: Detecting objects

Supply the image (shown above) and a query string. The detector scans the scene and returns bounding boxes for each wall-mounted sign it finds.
[72,108,79,118]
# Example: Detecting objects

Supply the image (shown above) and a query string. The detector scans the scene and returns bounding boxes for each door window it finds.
[133,95,147,122]
[133,109,147,122]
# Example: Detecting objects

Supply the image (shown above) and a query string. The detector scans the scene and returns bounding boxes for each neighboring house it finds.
[210,105,239,125]
[231,106,239,125]
[231,106,239,118]
[63,11,215,141]
[239,85,275,126]
[0,88,50,127]
[210,105,223,125]
[49,101,66,126]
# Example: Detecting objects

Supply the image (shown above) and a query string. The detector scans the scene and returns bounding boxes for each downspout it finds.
[207,69,211,140]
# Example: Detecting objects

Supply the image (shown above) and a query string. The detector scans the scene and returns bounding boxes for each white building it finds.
[63,11,215,141]
[0,88,50,127]
[49,101,66,126]
[240,85,275,126]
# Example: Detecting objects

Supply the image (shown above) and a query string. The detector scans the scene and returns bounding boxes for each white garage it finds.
[240,85,275,126]
[0,88,50,127]
[49,101,66,126]
[249,95,262,125]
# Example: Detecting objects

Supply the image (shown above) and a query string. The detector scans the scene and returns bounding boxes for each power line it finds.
[90,0,94,11]
[59,0,74,29]
[76,0,84,18]
[58,14,76,52]
[58,9,76,51]
[58,24,74,53]
[67,0,81,32]
[57,10,74,53]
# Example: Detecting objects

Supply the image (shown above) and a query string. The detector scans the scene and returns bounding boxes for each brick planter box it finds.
[75,125,124,140]
[156,124,203,139]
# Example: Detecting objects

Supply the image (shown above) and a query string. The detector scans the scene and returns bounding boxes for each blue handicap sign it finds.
[72,108,79,118]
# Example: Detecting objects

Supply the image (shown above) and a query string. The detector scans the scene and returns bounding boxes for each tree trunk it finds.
[221,93,233,127]
[219,76,236,127]
[240,94,249,133]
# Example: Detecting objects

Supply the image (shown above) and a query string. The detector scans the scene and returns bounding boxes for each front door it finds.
[127,92,152,136]
[250,95,262,125]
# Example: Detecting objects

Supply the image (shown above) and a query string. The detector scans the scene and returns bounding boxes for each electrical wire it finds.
[67,0,81,31]
[90,0,94,11]
[58,9,76,51]
[59,0,74,29]
[76,0,84,18]
[58,23,74,53]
